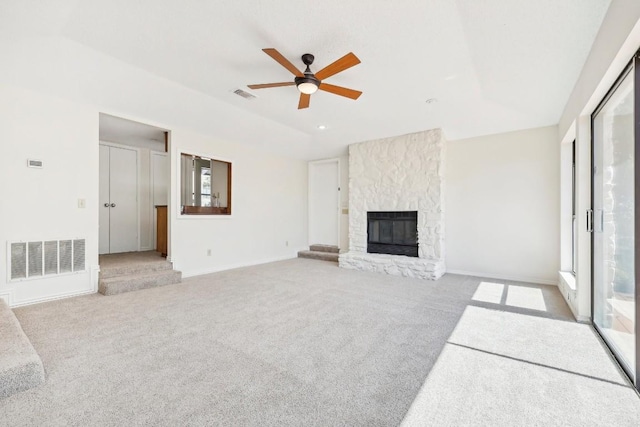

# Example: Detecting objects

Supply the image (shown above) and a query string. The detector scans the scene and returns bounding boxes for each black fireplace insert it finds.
[367,211,418,257]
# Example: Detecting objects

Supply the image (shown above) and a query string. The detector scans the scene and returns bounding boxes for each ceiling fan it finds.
[248,48,362,109]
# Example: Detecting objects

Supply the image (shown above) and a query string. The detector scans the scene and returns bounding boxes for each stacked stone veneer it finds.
[339,129,446,279]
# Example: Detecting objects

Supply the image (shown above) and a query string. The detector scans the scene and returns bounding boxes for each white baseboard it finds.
[575,314,591,323]
[557,271,582,322]
[181,252,302,279]
[0,290,11,306]
[91,265,100,293]
[446,269,558,286]
[2,265,99,308]
[10,288,95,308]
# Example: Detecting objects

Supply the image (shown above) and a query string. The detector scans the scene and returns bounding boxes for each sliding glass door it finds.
[592,58,637,384]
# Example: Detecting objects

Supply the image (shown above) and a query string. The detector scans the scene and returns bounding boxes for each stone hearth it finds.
[339,129,446,279]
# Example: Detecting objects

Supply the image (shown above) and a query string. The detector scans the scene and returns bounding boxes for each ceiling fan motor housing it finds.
[295,75,320,86]
[296,53,320,93]
[301,53,315,66]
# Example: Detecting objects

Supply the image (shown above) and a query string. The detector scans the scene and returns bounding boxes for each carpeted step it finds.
[99,269,182,296]
[309,244,340,254]
[99,260,173,280]
[0,300,45,400]
[298,250,339,262]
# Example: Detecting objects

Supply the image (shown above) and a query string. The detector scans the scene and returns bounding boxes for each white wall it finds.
[559,140,574,273]
[0,85,99,306]
[101,135,165,153]
[0,40,308,306]
[559,2,640,137]
[339,153,349,251]
[0,36,313,159]
[557,4,640,320]
[446,125,560,285]
[170,134,307,277]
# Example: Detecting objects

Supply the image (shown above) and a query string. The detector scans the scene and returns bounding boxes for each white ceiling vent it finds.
[233,88,257,100]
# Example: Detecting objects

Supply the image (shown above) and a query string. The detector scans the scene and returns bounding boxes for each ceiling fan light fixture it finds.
[248,49,362,109]
[295,77,320,94]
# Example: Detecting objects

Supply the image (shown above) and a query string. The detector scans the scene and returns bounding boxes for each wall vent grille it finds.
[8,239,86,281]
[233,88,257,100]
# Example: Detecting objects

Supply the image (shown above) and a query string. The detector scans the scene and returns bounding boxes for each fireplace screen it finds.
[367,211,418,257]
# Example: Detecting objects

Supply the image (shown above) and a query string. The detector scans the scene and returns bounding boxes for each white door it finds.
[309,159,340,247]
[99,145,138,254]
[99,145,110,254]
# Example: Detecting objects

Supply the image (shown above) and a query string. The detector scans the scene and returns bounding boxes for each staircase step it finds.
[99,269,182,296]
[298,250,339,262]
[309,244,340,254]
[0,300,45,399]
[99,260,173,279]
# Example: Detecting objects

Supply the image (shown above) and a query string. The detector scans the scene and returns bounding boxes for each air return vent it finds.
[233,88,257,100]
[8,239,86,281]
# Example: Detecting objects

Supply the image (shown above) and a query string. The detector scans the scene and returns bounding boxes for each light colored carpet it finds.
[98,251,181,295]
[0,300,44,399]
[1,258,638,426]
[98,250,167,269]
[401,305,640,426]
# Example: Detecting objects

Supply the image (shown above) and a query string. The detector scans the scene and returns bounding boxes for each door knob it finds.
[111,203,116,208]
[104,203,110,207]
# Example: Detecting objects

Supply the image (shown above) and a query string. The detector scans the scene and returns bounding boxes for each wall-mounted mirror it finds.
[180,153,231,215]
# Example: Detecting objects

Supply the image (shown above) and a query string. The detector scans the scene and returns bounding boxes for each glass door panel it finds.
[593,66,636,378]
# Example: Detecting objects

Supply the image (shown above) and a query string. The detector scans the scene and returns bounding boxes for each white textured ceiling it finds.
[1,0,611,158]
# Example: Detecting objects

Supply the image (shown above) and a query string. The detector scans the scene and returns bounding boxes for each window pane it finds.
[593,68,635,376]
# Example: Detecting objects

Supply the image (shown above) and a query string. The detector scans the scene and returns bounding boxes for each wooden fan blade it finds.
[318,83,362,100]
[247,82,295,89]
[263,48,304,77]
[314,52,361,81]
[298,93,310,109]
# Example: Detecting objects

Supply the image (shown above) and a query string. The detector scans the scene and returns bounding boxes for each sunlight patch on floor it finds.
[400,306,638,426]
[505,285,546,312]
[473,281,547,312]
[472,281,504,304]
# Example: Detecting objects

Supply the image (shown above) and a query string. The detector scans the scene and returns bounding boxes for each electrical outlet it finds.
[78,199,86,208]
[285,241,289,247]
[207,249,212,256]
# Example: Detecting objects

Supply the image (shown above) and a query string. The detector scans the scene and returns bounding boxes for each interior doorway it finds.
[98,114,169,255]
[308,158,340,247]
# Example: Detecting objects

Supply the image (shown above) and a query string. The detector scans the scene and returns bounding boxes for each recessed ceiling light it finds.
[317,125,327,130]
[426,98,438,104]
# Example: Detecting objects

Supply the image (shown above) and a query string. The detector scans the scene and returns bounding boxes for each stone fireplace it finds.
[339,129,446,279]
